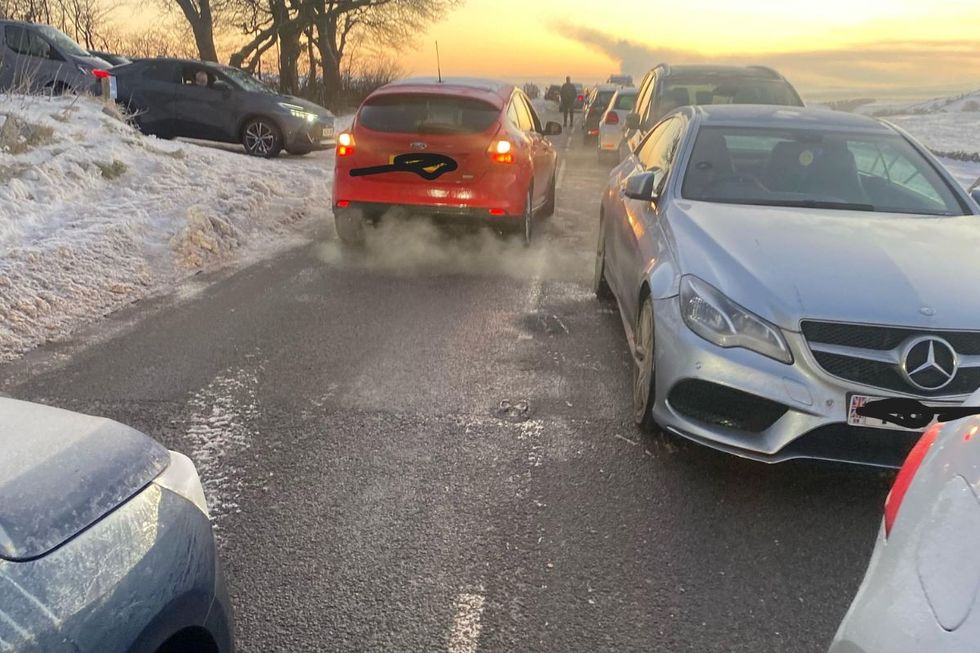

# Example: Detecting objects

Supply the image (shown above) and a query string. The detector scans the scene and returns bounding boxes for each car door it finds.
[1,25,63,90]
[624,71,656,155]
[172,65,235,142]
[513,94,553,208]
[608,116,684,327]
[118,60,179,137]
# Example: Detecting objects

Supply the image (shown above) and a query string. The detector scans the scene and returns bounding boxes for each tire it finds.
[242,118,282,158]
[287,147,313,156]
[633,296,658,433]
[521,187,533,246]
[593,218,613,300]
[541,172,556,218]
[334,209,365,246]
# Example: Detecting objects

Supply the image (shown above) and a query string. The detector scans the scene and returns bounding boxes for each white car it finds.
[597,87,637,162]
[831,388,980,652]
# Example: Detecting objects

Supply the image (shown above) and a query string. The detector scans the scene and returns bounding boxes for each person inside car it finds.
[559,76,577,128]
[194,70,209,87]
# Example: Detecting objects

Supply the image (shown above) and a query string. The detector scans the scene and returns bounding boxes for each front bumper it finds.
[281,114,335,151]
[651,297,943,468]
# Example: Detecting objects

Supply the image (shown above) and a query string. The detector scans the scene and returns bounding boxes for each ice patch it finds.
[183,362,262,539]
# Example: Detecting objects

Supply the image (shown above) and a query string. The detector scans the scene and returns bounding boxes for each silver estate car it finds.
[0,398,234,652]
[595,104,980,467]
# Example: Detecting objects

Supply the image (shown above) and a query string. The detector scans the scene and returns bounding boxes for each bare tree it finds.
[225,0,460,106]
[169,0,220,60]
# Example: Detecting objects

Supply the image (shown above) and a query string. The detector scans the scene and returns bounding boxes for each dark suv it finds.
[622,64,803,154]
[106,58,335,157]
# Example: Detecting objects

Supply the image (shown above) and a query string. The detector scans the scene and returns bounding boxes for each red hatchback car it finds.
[332,77,562,244]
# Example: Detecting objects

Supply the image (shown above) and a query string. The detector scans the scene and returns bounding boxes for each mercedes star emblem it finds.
[900,336,958,391]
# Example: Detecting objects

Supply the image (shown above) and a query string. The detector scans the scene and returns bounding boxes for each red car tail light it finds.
[577,94,584,102]
[91,69,111,79]
[884,423,941,537]
[605,112,619,125]
[336,200,350,208]
[488,139,514,164]
[337,132,355,157]
[488,208,506,216]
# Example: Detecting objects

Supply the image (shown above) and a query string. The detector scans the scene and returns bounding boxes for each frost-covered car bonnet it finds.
[0,398,169,561]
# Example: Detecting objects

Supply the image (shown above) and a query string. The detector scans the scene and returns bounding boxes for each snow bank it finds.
[0,94,331,362]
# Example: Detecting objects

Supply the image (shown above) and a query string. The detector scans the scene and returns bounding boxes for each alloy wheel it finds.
[244,121,276,156]
[633,299,656,428]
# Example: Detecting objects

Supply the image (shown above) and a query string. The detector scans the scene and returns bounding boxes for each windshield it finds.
[614,92,637,111]
[595,90,615,109]
[657,76,801,117]
[359,94,499,134]
[35,25,89,57]
[219,66,274,93]
[682,126,967,216]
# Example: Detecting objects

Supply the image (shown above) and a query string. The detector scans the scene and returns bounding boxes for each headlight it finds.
[277,102,317,123]
[679,275,792,364]
[153,450,210,518]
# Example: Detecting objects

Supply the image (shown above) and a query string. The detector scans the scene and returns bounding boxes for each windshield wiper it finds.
[709,198,877,211]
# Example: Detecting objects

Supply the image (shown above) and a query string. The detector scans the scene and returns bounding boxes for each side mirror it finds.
[623,168,665,202]
[971,188,980,206]
[542,121,562,136]
[625,112,640,130]
[213,80,231,95]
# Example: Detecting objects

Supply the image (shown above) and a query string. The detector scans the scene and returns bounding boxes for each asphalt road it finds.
[0,109,895,652]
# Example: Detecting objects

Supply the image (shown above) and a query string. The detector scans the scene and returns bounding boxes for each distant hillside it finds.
[859,90,980,117]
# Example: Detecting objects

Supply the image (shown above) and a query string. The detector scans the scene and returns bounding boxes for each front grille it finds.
[801,321,980,355]
[802,320,980,396]
[668,380,788,433]
[812,351,980,397]
[780,423,922,468]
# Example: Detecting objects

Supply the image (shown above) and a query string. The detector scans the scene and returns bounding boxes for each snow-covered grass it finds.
[0,93,333,362]
[887,112,980,155]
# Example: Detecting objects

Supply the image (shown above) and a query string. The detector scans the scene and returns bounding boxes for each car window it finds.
[596,90,615,111]
[141,62,179,83]
[4,26,56,59]
[506,101,520,128]
[518,95,541,132]
[636,117,684,176]
[513,95,534,132]
[636,72,657,125]
[654,76,802,121]
[34,25,87,57]
[360,94,500,134]
[614,93,637,111]
[848,141,951,208]
[681,126,966,216]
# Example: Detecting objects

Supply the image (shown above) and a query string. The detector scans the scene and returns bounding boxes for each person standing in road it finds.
[559,76,577,128]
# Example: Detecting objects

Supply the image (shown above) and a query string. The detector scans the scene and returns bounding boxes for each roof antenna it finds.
[436,41,443,83]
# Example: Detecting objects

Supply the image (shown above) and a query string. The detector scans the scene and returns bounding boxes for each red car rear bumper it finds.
[333,168,527,217]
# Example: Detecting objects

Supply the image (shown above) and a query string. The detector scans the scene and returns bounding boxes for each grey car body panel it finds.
[0,485,232,653]
[0,398,169,561]
[111,58,334,151]
[0,21,109,92]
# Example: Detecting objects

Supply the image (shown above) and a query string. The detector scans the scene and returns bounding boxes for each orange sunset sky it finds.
[386,0,980,98]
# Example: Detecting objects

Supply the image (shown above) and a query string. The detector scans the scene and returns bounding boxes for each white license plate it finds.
[847,394,953,431]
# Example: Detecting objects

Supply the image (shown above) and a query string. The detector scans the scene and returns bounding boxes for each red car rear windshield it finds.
[359,94,499,135]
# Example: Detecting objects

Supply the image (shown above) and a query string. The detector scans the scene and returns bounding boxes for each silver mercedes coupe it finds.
[595,104,980,467]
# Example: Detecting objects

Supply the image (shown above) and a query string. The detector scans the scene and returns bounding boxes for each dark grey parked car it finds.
[0,398,234,653]
[0,20,110,93]
[105,58,335,157]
